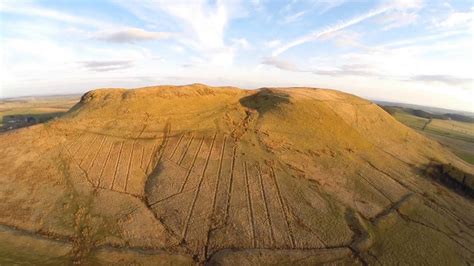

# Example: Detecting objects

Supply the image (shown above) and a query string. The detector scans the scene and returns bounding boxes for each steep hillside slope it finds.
[0,84,472,264]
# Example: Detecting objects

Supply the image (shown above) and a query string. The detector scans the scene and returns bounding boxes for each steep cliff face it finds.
[0,84,472,264]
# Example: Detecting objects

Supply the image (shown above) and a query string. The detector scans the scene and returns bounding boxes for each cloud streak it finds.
[79,60,133,72]
[283,11,306,24]
[112,0,245,66]
[314,0,347,14]
[261,57,302,72]
[313,64,380,77]
[272,6,390,56]
[272,0,424,56]
[0,2,114,29]
[263,57,382,79]
[410,75,473,89]
[95,28,173,43]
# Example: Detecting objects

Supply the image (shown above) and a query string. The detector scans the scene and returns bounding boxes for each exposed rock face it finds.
[0,84,472,264]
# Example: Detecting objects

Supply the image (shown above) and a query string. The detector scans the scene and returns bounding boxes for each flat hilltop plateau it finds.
[0,84,473,264]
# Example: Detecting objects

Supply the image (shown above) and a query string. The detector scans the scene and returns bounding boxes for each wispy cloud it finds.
[313,0,347,14]
[320,30,368,49]
[272,5,391,56]
[272,0,425,56]
[409,75,473,89]
[264,39,281,48]
[378,29,467,50]
[2,0,473,111]
[283,11,306,24]
[159,2,230,50]
[263,57,381,78]
[112,0,244,66]
[231,38,252,50]
[377,11,419,31]
[0,2,114,29]
[95,28,173,43]
[313,64,380,77]
[434,9,474,29]
[79,60,133,72]
[261,57,302,72]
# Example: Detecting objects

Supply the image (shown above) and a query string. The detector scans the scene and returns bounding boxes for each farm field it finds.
[383,106,474,164]
[0,96,79,131]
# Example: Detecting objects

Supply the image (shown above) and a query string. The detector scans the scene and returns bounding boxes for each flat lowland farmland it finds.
[425,119,474,142]
[0,85,473,264]
[0,95,79,131]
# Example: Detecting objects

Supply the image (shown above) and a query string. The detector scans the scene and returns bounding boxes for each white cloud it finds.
[283,11,306,24]
[79,60,134,72]
[310,32,474,91]
[171,45,186,54]
[377,11,419,30]
[390,0,424,10]
[272,5,391,56]
[232,38,252,50]
[320,30,367,49]
[272,0,425,56]
[264,39,281,48]
[379,29,467,50]
[159,2,229,50]
[0,2,115,29]
[436,10,474,29]
[375,0,424,30]
[113,0,244,66]
[313,64,380,77]
[262,56,382,78]
[1,0,472,112]
[95,28,173,43]
[409,75,473,89]
[261,57,302,72]
[313,0,347,14]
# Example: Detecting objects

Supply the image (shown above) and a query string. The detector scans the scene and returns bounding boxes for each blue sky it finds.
[0,0,473,111]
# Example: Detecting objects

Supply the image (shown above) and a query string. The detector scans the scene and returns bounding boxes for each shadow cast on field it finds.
[422,162,473,198]
[239,89,290,115]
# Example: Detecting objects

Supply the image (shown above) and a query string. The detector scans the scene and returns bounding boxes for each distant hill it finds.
[379,105,474,123]
[375,100,474,117]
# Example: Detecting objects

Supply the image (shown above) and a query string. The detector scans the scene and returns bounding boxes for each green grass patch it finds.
[424,127,474,143]
[453,151,474,165]
[392,112,428,130]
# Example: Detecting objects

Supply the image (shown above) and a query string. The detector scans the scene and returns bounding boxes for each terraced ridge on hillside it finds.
[62,130,337,257]
[148,133,325,254]
[0,84,473,265]
[63,131,164,196]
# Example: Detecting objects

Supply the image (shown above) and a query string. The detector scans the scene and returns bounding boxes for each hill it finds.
[0,84,473,264]
[381,105,474,123]
[375,100,474,117]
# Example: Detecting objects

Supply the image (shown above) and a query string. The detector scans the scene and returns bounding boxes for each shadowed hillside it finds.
[0,84,473,264]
